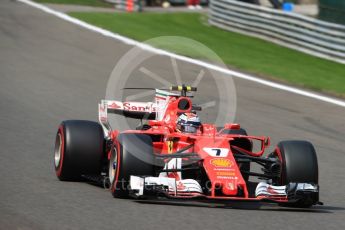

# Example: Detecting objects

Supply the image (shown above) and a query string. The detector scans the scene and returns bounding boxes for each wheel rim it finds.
[54,133,62,168]
[109,148,117,184]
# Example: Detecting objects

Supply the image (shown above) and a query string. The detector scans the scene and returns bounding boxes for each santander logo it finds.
[108,102,121,109]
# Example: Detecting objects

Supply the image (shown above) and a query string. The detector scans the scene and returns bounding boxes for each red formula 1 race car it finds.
[54,85,320,208]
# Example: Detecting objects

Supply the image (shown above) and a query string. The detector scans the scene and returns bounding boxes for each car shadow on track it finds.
[134,199,344,214]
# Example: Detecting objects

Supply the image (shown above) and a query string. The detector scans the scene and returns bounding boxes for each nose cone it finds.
[222,182,238,196]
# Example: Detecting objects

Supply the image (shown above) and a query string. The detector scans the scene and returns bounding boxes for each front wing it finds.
[129,176,319,204]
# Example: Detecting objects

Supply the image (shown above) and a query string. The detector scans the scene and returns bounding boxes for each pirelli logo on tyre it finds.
[210,158,233,167]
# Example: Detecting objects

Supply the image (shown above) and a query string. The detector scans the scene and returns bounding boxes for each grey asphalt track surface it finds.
[1,1,345,229]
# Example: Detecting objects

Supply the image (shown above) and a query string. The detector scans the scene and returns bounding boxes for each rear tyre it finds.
[54,120,104,181]
[109,134,155,198]
[275,140,318,208]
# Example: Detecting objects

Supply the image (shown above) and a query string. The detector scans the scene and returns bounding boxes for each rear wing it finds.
[154,89,178,120]
[98,100,156,135]
[98,89,179,136]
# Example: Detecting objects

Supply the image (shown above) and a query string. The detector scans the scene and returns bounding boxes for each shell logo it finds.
[210,158,233,167]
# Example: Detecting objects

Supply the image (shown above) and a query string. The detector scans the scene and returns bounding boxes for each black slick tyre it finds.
[109,133,155,198]
[54,120,104,181]
[275,140,318,208]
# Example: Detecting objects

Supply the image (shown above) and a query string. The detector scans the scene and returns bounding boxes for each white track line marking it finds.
[18,0,345,108]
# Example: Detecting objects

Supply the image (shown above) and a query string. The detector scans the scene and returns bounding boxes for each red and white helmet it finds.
[176,113,201,133]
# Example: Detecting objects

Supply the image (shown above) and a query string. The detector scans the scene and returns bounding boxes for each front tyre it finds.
[54,120,104,181]
[274,140,319,208]
[109,133,155,198]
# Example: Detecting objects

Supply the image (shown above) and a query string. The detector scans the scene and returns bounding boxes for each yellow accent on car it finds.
[168,141,173,153]
[210,158,233,167]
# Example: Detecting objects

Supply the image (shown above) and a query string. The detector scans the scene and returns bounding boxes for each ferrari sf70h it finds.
[54,85,320,208]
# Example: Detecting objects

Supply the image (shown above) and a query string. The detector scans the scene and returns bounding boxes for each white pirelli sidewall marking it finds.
[18,0,345,108]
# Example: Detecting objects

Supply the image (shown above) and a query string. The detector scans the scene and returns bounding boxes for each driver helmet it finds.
[176,113,201,133]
